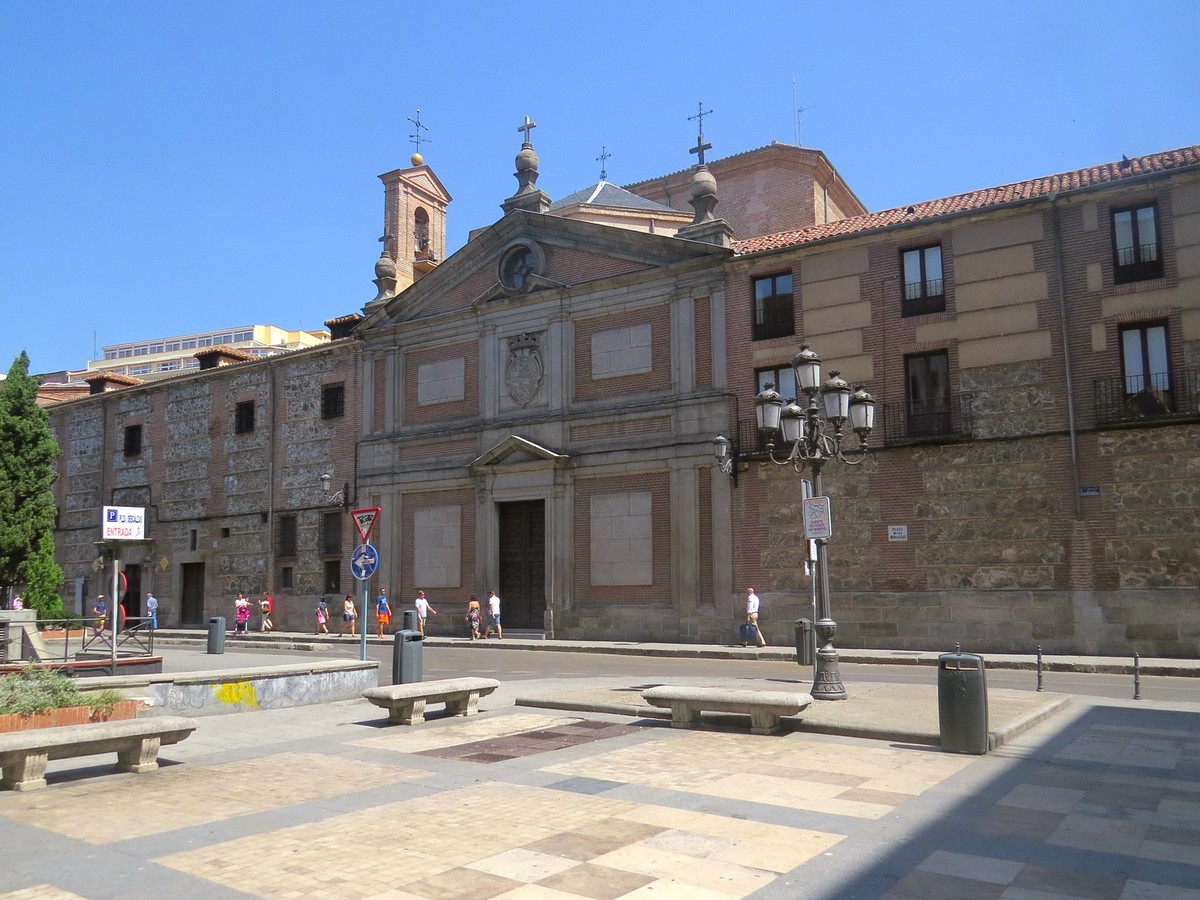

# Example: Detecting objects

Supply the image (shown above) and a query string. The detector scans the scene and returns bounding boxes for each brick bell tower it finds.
[368,111,452,307]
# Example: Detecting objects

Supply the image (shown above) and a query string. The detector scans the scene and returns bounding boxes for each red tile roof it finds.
[734,145,1200,256]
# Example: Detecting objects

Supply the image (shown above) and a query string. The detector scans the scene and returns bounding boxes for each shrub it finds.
[0,668,124,715]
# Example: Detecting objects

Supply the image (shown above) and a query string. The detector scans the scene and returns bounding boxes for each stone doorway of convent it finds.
[497,500,545,629]
[181,562,206,626]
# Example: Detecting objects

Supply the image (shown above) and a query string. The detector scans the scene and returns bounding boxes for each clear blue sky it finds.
[3,1,1197,376]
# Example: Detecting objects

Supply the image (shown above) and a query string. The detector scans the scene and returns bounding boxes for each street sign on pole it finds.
[350,543,380,581]
[351,507,381,544]
[803,496,832,540]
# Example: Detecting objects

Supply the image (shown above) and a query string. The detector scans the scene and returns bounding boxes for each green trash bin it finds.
[794,618,814,667]
[938,651,988,754]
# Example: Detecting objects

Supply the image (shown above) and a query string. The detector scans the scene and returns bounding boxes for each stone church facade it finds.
[45,134,1200,655]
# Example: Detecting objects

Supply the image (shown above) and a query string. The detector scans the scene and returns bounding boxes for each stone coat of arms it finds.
[505,333,543,406]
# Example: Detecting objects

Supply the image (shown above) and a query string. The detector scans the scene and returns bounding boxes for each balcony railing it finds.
[880,392,974,444]
[1094,369,1200,425]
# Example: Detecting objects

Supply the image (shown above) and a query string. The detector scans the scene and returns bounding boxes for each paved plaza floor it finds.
[1,661,1198,899]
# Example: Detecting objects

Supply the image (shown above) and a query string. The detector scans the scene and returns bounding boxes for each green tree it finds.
[0,352,63,615]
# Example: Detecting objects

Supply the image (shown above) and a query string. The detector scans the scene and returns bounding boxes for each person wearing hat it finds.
[93,594,107,635]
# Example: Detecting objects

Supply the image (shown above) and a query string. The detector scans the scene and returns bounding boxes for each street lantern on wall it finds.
[743,344,875,700]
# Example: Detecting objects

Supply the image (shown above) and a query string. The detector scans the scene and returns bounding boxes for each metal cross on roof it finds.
[407,109,430,150]
[596,146,610,181]
[517,115,537,145]
[688,103,713,166]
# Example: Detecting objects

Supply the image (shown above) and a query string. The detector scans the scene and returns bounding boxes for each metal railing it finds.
[3,616,156,669]
[879,392,974,444]
[1094,369,1200,425]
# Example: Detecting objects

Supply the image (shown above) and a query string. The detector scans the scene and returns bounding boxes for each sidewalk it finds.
[2,640,1197,898]
[151,626,1200,676]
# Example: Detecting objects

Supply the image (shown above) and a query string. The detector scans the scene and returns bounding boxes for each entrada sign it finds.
[102,505,145,540]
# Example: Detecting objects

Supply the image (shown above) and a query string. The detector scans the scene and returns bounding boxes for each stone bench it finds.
[642,686,812,735]
[0,715,198,791]
[362,677,500,725]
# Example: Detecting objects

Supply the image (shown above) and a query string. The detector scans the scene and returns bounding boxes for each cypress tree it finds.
[0,352,64,615]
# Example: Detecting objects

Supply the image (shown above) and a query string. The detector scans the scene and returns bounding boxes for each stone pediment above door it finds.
[470,435,569,475]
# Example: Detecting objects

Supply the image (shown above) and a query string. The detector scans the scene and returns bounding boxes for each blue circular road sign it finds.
[350,543,380,581]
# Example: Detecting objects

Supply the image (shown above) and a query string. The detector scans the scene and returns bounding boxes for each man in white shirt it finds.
[744,587,766,647]
[484,590,502,640]
[413,590,437,636]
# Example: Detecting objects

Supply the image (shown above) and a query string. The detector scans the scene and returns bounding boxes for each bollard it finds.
[1133,651,1141,701]
[1036,645,1044,692]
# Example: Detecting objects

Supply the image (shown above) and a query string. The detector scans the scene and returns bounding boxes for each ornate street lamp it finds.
[749,344,875,700]
[319,473,349,508]
[712,434,738,487]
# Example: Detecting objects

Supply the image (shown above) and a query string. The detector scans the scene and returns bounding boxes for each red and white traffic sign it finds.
[351,507,381,544]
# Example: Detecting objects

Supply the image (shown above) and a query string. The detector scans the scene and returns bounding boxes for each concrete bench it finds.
[362,677,500,725]
[642,686,812,735]
[0,715,198,791]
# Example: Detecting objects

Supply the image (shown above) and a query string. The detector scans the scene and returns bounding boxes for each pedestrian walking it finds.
[315,597,330,634]
[342,594,358,636]
[145,591,159,630]
[375,588,392,638]
[233,593,251,635]
[743,587,767,647]
[259,593,274,632]
[92,594,107,635]
[466,594,482,640]
[414,590,437,636]
[484,590,502,640]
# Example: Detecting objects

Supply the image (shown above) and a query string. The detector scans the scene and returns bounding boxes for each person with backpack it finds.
[315,597,330,634]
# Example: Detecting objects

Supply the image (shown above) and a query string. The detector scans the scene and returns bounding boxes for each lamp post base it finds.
[811,618,847,700]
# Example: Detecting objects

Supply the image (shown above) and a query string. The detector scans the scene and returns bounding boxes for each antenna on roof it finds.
[791,78,815,145]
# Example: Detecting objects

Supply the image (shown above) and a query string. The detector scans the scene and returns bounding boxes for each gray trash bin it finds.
[392,629,424,684]
[402,609,419,632]
[207,616,226,654]
[938,651,988,754]
[794,618,814,666]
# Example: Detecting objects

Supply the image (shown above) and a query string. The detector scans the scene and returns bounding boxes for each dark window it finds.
[235,400,255,434]
[905,351,951,436]
[321,384,345,419]
[752,273,794,341]
[901,244,945,316]
[220,527,230,538]
[280,566,294,589]
[1120,322,1172,412]
[323,560,341,594]
[756,365,797,403]
[278,514,297,557]
[321,512,342,556]
[1112,203,1162,283]
[189,529,198,551]
[123,424,143,456]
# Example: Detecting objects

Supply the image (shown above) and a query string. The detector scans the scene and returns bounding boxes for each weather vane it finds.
[596,146,611,181]
[688,102,713,166]
[407,109,430,152]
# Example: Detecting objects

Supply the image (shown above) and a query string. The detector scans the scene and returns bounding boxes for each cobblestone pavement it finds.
[0,680,1197,897]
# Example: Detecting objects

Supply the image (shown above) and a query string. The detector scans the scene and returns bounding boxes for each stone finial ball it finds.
[375,253,397,278]
[690,167,717,200]
[516,145,539,172]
